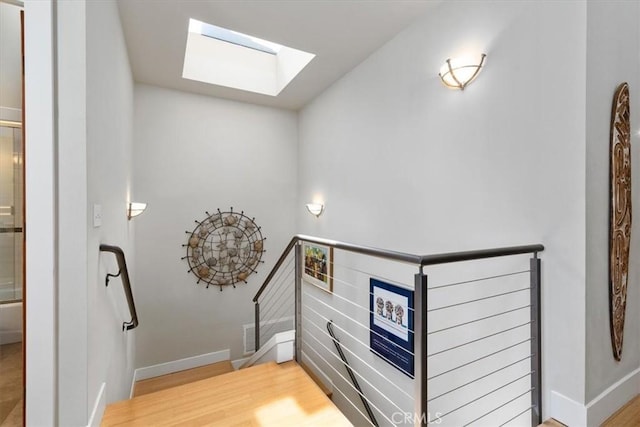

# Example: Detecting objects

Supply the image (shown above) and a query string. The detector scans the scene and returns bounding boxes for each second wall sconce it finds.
[127,202,147,220]
[439,53,486,90]
[305,203,324,217]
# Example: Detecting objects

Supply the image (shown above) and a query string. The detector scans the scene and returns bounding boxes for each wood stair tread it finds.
[539,419,567,427]
[132,360,234,397]
[102,361,352,426]
[299,362,332,399]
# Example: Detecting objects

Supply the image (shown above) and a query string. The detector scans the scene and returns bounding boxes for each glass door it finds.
[0,122,22,303]
[0,120,23,426]
[0,2,25,425]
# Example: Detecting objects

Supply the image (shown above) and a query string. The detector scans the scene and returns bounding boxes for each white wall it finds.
[585,0,640,415]
[86,0,137,411]
[298,0,587,423]
[133,84,297,367]
[34,0,136,424]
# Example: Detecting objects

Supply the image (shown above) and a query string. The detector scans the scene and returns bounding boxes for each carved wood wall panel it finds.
[609,82,632,361]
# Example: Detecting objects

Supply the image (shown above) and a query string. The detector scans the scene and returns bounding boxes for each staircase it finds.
[102,361,350,426]
[103,236,547,426]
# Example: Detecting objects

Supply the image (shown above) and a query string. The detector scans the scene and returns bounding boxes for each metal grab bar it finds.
[254,234,544,302]
[327,321,379,427]
[99,244,139,331]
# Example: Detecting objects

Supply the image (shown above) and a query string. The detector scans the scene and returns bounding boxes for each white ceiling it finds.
[116,0,439,110]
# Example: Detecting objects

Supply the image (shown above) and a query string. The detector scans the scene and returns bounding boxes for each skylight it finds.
[182,19,315,97]
[189,20,280,55]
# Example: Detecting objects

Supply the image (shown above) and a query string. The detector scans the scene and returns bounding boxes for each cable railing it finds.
[253,249,295,350]
[99,244,139,331]
[253,235,543,427]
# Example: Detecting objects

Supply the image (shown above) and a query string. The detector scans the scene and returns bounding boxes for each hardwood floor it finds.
[133,361,234,397]
[602,394,640,427]
[0,343,22,427]
[102,361,352,426]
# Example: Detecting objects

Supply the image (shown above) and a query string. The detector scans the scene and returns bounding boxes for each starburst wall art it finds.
[182,208,265,291]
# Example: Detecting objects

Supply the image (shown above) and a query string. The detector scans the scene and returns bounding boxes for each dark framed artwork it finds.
[369,278,414,377]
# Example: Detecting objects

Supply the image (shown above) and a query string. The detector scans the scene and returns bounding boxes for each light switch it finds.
[93,204,102,228]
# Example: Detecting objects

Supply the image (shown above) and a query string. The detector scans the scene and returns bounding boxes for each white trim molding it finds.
[24,1,57,425]
[586,366,640,426]
[231,357,251,370]
[240,330,295,369]
[549,390,587,427]
[87,383,106,427]
[549,368,640,427]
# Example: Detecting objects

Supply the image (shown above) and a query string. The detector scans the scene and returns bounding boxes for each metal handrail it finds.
[253,234,544,302]
[327,320,379,427]
[253,234,545,427]
[99,244,139,331]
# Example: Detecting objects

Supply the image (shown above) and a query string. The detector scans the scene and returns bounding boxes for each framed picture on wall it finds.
[302,242,333,293]
[369,278,414,377]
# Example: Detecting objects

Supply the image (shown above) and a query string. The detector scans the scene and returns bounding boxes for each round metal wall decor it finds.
[609,82,632,361]
[182,208,265,291]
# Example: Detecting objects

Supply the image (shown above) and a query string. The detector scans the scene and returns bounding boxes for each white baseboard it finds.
[549,390,587,426]
[131,349,230,396]
[586,366,640,426]
[231,356,251,370]
[239,330,294,369]
[549,367,640,427]
[129,371,136,399]
[87,382,106,427]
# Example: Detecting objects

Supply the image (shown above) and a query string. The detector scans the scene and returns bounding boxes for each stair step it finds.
[539,419,567,427]
[299,362,332,399]
[132,360,234,397]
[102,361,351,426]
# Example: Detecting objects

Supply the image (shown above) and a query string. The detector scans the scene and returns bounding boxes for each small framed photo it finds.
[302,242,333,293]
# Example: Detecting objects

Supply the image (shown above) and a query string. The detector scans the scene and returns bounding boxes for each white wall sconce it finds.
[305,203,324,217]
[439,53,486,90]
[127,202,147,220]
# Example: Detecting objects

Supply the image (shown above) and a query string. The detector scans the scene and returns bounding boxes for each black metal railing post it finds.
[254,302,260,351]
[294,242,302,362]
[415,269,428,427]
[530,254,542,426]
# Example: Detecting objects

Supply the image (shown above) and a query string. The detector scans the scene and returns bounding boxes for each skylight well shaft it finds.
[183,18,315,96]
